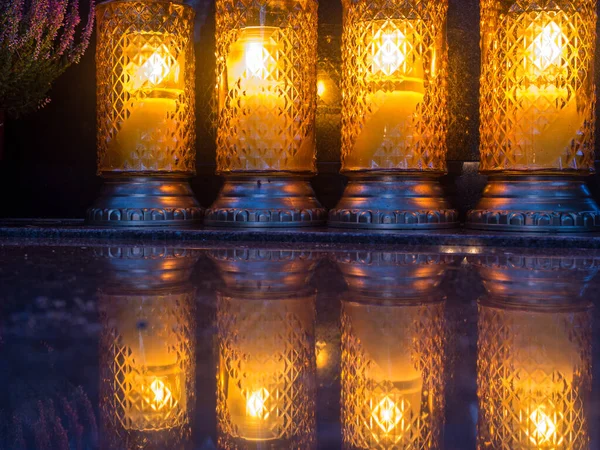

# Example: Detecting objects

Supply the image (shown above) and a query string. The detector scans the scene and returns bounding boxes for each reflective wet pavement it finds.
[0,240,599,449]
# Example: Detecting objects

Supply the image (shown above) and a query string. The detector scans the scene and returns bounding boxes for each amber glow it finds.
[96,0,195,173]
[246,388,270,419]
[479,2,596,172]
[147,378,174,411]
[216,0,318,173]
[371,396,405,434]
[523,405,557,446]
[316,340,329,370]
[341,301,445,448]
[121,347,184,431]
[514,15,577,166]
[341,1,448,173]
[317,79,326,98]
[478,304,591,448]
[217,295,316,445]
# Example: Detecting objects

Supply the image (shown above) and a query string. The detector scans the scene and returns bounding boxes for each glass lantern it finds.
[472,252,596,448]
[334,251,450,448]
[329,0,458,229]
[205,0,326,227]
[478,301,592,449]
[99,247,198,449]
[87,0,202,227]
[211,249,318,448]
[468,0,600,231]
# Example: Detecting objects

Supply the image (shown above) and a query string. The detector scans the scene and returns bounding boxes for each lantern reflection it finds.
[99,247,197,449]
[335,252,450,449]
[211,250,318,449]
[473,254,595,449]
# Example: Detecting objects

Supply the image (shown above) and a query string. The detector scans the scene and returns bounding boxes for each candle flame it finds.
[246,388,270,419]
[245,42,271,80]
[317,80,326,98]
[372,30,406,77]
[526,21,567,76]
[526,405,557,446]
[127,45,180,92]
[372,396,403,434]
[145,377,173,412]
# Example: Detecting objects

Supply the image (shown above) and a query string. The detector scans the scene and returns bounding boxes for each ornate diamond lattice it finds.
[100,292,195,448]
[96,0,196,173]
[216,295,316,449]
[215,0,318,173]
[341,0,448,172]
[477,304,592,449]
[341,301,446,450]
[479,0,596,172]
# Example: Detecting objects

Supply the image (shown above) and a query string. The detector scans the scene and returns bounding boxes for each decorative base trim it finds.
[467,176,600,233]
[328,174,458,230]
[86,176,204,228]
[205,175,327,228]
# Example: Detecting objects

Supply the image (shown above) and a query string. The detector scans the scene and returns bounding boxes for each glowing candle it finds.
[224,27,289,164]
[478,2,596,172]
[478,303,592,449]
[331,1,455,230]
[513,14,579,167]
[342,300,445,449]
[346,24,426,169]
[217,295,316,446]
[106,35,185,170]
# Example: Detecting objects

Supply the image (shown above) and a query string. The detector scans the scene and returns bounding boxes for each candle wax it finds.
[111,97,179,170]
[348,90,424,170]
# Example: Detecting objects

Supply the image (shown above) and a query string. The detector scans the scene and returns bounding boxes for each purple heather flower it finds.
[0,0,95,116]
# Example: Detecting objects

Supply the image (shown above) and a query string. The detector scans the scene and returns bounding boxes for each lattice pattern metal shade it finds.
[479,0,596,172]
[341,300,446,449]
[340,0,448,172]
[100,292,195,447]
[215,0,318,173]
[96,0,196,173]
[478,303,592,449]
[217,295,316,448]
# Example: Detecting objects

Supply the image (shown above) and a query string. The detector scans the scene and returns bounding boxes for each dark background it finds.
[1,0,598,219]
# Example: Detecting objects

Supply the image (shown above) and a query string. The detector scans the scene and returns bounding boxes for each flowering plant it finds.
[0,0,94,117]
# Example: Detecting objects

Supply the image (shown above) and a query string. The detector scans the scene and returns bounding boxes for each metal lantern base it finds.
[205,175,327,228]
[87,175,203,227]
[467,175,600,232]
[328,174,458,229]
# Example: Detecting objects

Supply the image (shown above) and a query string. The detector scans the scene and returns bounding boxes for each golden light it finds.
[524,405,558,447]
[146,378,174,412]
[246,388,270,419]
[341,300,445,449]
[315,340,329,370]
[468,0,600,231]
[212,249,318,448]
[477,301,592,449]
[371,29,407,77]
[317,79,326,98]
[89,0,201,227]
[371,396,404,434]
[208,0,325,227]
[315,23,343,164]
[101,296,192,433]
[330,0,457,229]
